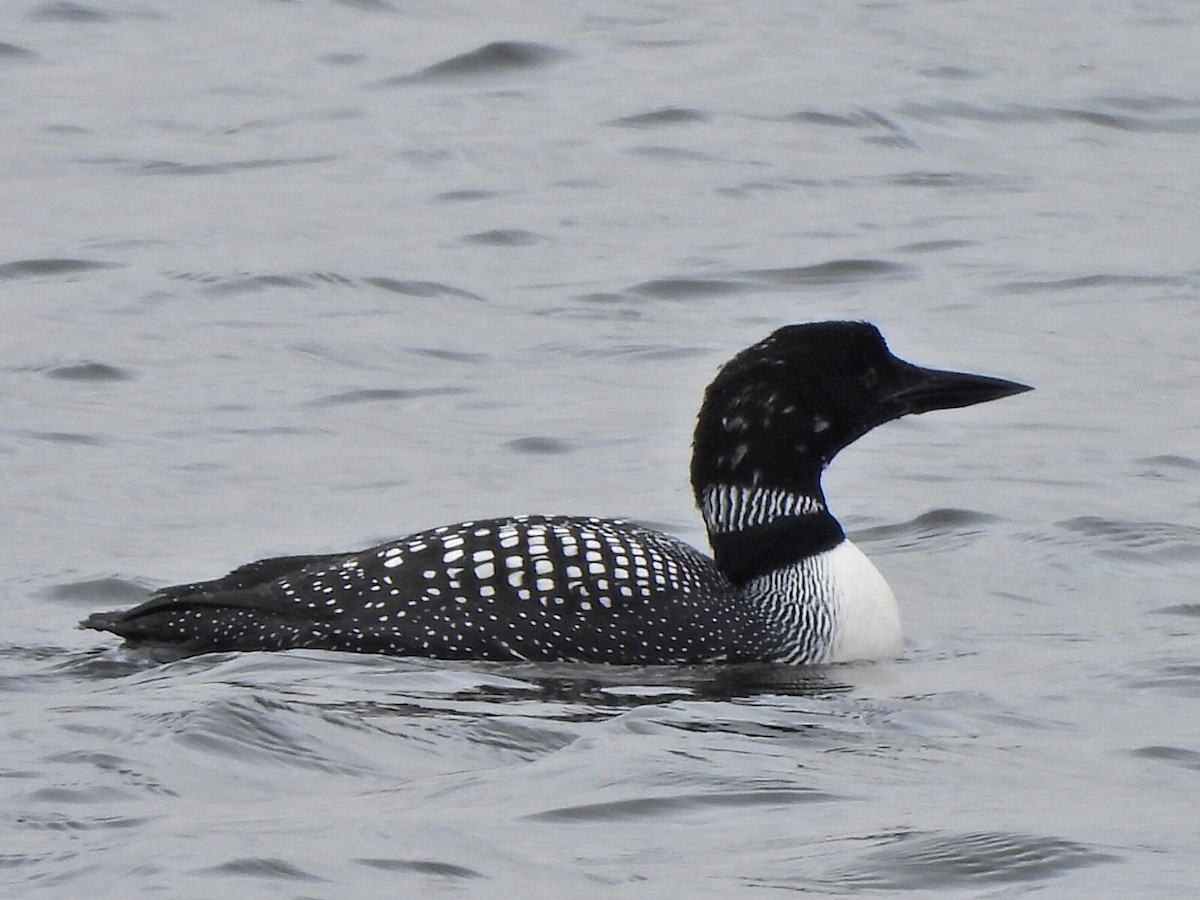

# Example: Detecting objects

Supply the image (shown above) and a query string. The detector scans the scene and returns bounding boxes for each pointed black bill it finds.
[882,363,1033,420]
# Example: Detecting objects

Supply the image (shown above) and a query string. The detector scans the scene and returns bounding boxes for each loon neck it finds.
[698,483,844,585]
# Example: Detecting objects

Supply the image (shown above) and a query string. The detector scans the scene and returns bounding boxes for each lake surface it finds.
[3,1,1199,896]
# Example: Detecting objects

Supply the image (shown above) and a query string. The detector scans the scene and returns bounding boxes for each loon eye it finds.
[862,366,880,389]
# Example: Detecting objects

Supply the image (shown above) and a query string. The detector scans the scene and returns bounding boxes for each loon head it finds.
[690,321,1032,582]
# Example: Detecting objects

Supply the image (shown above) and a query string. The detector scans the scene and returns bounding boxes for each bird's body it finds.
[82,321,1030,665]
[84,515,897,665]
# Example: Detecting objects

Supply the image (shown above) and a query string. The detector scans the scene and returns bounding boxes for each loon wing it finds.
[80,516,743,663]
[153,553,347,599]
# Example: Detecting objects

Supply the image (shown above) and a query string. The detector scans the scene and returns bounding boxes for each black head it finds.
[690,321,1032,502]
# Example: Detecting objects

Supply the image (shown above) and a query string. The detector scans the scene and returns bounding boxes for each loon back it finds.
[83,516,756,662]
[81,321,1031,665]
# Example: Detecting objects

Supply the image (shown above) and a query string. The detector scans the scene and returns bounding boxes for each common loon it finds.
[81,321,1031,664]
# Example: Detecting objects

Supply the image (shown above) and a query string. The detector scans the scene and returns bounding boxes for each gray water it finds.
[3,1,1199,896]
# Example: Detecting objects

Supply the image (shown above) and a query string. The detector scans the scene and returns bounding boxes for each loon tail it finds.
[79,587,302,650]
[79,552,344,650]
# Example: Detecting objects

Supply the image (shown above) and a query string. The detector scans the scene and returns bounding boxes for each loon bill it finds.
[81,321,1032,665]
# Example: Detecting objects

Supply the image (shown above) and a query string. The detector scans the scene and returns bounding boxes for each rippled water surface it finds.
[4,1,1199,896]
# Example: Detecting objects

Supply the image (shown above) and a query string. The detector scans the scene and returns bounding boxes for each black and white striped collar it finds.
[699,484,826,533]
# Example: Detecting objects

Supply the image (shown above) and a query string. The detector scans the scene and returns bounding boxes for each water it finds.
[3,1,1199,896]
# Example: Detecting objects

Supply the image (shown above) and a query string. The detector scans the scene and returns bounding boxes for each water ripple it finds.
[527,786,836,822]
[306,386,469,408]
[616,259,913,302]
[1054,516,1200,563]
[11,430,107,447]
[883,170,1026,190]
[378,41,569,86]
[627,277,750,299]
[460,228,544,246]
[741,258,913,286]
[38,362,133,382]
[997,273,1187,293]
[895,238,976,254]
[832,829,1117,889]
[0,258,122,280]
[361,277,483,300]
[1137,454,1200,474]
[162,270,484,301]
[1126,664,1200,699]
[0,41,37,60]
[202,857,324,882]
[1154,603,1200,618]
[853,508,1005,553]
[43,577,153,606]
[81,155,337,176]
[607,107,708,128]
[166,695,377,776]
[1129,745,1200,771]
[902,98,1200,134]
[784,108,900,130]
[28,2,110,23]
[505,436,573,455]
[355,857,482,878]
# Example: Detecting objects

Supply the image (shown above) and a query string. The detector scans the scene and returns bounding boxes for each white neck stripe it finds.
[700,484,824,533]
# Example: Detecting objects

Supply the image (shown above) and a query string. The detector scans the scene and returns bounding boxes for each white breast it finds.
[822,540,902,663]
